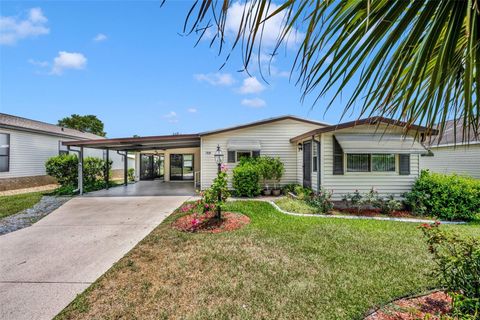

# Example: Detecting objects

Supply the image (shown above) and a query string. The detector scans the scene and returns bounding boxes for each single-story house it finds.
[64,115,435,199]
[420,119,480,179]
[0,113,134,191]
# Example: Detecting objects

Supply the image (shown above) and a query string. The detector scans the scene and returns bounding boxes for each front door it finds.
[303,141,312,188]
[170,154,194,181]
[140,154,164,180]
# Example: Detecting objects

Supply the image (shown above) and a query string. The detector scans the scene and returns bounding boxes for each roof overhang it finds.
[334,134,428,154]
[62,134,200,151]
[290,117,439,142]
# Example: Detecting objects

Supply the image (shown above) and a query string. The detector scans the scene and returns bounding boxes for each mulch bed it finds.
[365,291,453,320]
[337,208,420,219]
[172,211,250,233]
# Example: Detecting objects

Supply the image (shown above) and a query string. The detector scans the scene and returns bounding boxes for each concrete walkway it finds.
[0,196,189,320]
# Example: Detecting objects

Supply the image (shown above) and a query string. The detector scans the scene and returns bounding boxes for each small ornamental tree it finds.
[203,163,230,219]
[270,157,284,190]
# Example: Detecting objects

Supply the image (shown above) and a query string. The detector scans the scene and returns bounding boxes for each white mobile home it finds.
[0,113,134,191]
[64,115,434,199]
[420,119,480,179]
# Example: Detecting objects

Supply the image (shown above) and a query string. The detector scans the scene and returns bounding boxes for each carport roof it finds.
[62,134,200,151]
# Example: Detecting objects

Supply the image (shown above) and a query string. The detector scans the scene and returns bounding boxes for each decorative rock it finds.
[0,196,71,235]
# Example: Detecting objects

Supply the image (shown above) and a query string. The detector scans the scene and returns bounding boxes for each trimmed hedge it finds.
[405,170,480,221]
[232,159,261,197]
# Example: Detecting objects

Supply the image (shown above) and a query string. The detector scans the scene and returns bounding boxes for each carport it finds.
[62,134,200,195]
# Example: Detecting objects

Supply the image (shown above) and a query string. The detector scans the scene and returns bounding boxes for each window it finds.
[312,142,318,172]
[236,151,251,161]
[0,133,10,172]
[371,154,395,172]
[347,154,370,172]
[346,153,396,173]
[228,150,260,163]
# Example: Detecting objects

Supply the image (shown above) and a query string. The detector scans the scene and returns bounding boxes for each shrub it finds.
[293,185,313,200]
[232,159,261,197]
[420,223,480,317]
[45,154,112,194]
[405,170,480,220]
[83,157,111,186]
[45,154,78,186]
[282,183,300,195]
[306,188,334,213]
[375,195,402,215]
[128,168,135,182]
[342,188,402,215]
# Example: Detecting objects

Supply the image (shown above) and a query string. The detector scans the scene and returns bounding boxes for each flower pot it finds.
[263,189,272,196]
[272,189,281,196]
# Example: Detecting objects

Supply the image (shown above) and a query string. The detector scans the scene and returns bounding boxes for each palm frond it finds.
[183,0,480,142]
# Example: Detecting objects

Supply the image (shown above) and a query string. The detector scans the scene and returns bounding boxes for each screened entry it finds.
[140,154,164,180]
[170,154,194,181]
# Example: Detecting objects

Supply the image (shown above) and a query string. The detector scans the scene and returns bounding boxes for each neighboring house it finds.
[420,119,480,179]
[0,113,134,191]
[64,115,434,199]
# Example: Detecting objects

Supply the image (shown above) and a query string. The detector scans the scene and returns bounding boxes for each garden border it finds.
[268,201,466,225]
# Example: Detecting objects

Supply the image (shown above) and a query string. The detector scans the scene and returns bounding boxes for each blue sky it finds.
[0,1,359,138]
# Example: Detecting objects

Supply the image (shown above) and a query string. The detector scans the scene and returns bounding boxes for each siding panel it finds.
[420,145,480,178]
[321,125,421,200]
[201,119,322,189]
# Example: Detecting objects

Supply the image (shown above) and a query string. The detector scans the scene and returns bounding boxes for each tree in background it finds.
[58,114,106,137]
[182,0,479,142]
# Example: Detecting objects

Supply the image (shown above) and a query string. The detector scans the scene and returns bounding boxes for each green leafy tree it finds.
[182,0,479,141]
[58,114,106,137]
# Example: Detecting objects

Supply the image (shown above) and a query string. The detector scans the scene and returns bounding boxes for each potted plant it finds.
[271,157,284,196]
[258,156,273,196]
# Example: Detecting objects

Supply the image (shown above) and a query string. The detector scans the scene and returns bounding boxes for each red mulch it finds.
[337,208,418,218]
[365,291,453,320]
[172,212,250,234]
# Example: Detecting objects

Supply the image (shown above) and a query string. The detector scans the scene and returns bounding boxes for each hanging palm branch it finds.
[182,0,480,143]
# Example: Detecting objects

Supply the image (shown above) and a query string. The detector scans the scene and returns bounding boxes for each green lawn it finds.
[56,201,480,320]
[274,197,318,214]
[0,192,44,219]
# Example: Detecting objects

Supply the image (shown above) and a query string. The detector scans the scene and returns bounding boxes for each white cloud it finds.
[239,77,265,94]
[225,1,303,49]
[241,98,266,108]
[164,111,178,123]
[187,108,197,113]
[194,73,235,86]
[51,51,87,75]
[93,33,107,42]
[28,58,48,67]
[270,66,290,78]
[0,8,49,45]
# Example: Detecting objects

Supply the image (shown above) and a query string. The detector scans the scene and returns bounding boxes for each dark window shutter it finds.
[399,154,410,175]
[227,151,236,163]
[333,136,344,175]
[252,150,260,158]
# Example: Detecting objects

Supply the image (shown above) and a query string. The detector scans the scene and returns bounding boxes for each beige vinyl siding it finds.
[320,124,420,200]
[200,119,322,189]
[0,128,125,179]
[420,144,480,179]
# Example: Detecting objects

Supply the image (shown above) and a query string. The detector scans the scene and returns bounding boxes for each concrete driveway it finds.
[0,196,190,320]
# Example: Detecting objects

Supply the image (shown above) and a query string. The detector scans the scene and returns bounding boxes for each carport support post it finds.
[79,147,84,195]
[123,151,128,186]
[105,149,109,189]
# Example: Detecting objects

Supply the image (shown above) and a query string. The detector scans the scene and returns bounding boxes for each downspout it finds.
[312,135,321,194]
[67,145,83,195]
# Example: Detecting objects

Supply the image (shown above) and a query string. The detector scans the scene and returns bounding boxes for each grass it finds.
[0,191,45,219]
[274,197,318,214]
[56,201,480,320]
